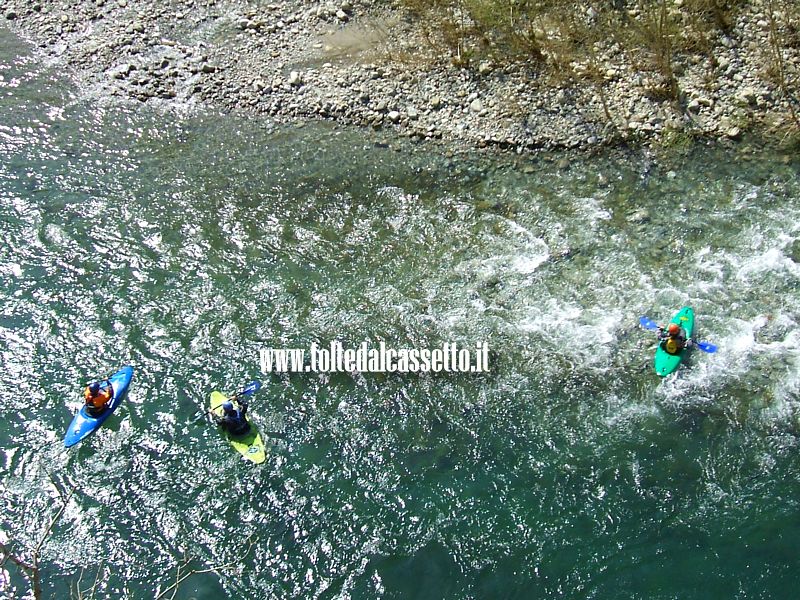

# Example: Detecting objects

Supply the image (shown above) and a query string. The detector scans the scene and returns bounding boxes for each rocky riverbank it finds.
[3,0,799,154]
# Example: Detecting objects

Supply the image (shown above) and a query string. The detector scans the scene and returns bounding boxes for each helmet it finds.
[222,401,234,412]
[89,382,101,395]
[667,323,680,335]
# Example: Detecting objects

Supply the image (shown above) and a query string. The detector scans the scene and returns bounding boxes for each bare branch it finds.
[2,480,78,600]
[153,536,258,600]
[33,486,75,557]
[765,0,800,131]
[72,566,86,600]
[0,541,35,573]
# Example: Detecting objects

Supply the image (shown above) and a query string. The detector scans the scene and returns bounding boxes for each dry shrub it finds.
[763,0,800,132]
[396,0,772,104]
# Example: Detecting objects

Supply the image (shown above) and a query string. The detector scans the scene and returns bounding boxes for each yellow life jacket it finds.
[665,337,679,355]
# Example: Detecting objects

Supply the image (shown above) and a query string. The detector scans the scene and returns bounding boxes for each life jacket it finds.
[84,385,112,409]
[664,329,686,355]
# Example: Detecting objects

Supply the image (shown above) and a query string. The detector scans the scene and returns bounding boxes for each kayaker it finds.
[84,381,113,416]
[216,398,251,436]
[657,322,693,355]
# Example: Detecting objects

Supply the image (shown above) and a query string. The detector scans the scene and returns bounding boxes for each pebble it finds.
[725,126,742,139]
[1,0,793,155]
[627,209,650,224]
[737,87,757,105]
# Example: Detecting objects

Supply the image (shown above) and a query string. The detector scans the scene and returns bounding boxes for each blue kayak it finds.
[64,365,134,448]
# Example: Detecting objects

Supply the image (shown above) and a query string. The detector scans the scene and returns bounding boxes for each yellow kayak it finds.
[209,390,267,464]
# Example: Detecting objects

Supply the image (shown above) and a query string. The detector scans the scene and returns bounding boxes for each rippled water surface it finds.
[2,27,800,599]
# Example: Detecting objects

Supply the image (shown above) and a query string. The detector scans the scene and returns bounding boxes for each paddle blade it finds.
[695,341,717,353]
[193,409,211,423]
[639,316,659,331]
[239,380,262,397]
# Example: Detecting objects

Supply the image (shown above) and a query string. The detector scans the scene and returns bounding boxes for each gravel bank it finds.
[3,0,799,154]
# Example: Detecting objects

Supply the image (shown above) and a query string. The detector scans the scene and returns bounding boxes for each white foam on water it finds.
[511,251,550,275]
[515,298,623,368]
[652,309,800,420]
[574,195,612,226]
[736,246,800,282]
[713,316,797,376]
[472,216,551,277]
[469,248,550,280]
[692,246,728,290]
[762,327,800,405]
[0,262,23,277]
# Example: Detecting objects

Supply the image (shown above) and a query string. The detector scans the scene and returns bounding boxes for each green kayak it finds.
[654,306,695,377]
[209,390,267,464]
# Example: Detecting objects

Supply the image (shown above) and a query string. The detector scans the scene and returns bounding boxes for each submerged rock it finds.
[789,240,800,264]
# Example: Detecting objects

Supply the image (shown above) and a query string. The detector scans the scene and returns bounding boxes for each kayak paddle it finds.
[639,316,659,331]
[693,340,717,353]
[231,380,262,400]
[639,316,717,353]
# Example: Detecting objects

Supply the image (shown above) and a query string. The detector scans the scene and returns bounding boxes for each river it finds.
[1,26,799,600]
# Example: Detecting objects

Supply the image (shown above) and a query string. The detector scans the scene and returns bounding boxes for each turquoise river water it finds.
[1,27,800,600]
